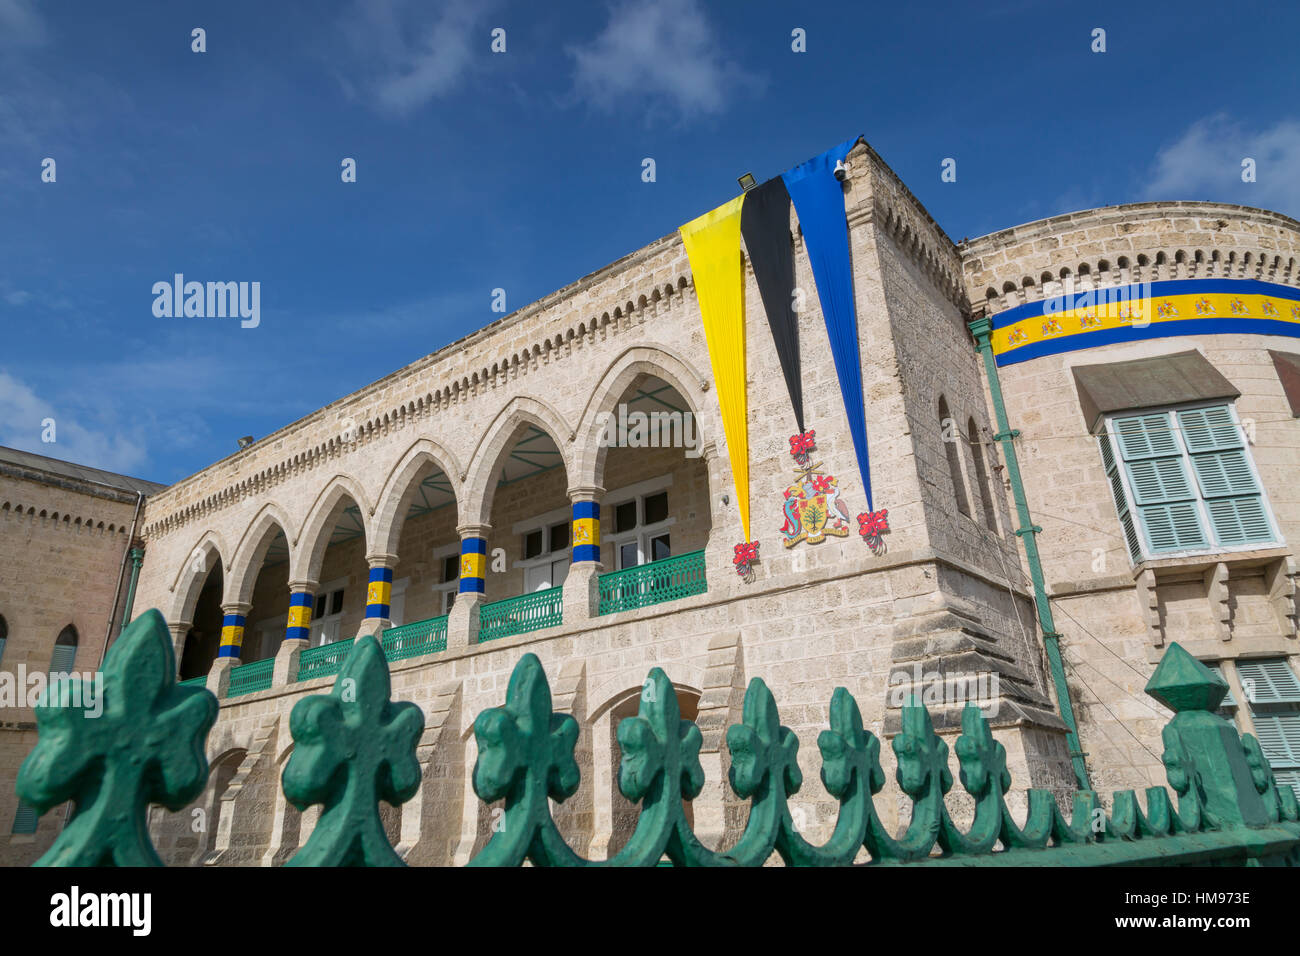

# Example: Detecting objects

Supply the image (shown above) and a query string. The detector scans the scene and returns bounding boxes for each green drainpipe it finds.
[969,316,1091,792]
[120,547,145,631]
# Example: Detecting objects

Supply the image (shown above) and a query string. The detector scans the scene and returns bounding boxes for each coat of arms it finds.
[780,430,851,547]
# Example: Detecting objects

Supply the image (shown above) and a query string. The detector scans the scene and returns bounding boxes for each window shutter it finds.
[1113,413,1207,553]
[1138,501,1207,552]
[1113,413,1179,459]
[1205,497,1274,545]
[1099,432,1141,563]
[1124,457,1194,504]
[1236,659,1300,704]
[1251,713,1300,768]
[1176,406,1241,452]
[48,644,77,675]
[11,800,38,835]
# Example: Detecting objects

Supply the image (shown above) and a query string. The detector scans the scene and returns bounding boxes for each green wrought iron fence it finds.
[225,657,274,698]
[177,676,208,690]
[296,639,355,683]
[598,549,707,615]
[15,609,1300,867]
[479,587,562,643]
[382,615,448,661]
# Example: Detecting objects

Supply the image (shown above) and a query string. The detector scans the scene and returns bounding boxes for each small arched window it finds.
[938,397,970,518]
[50,624,78,674]
[0,613,7,665]
[967,418,999,532]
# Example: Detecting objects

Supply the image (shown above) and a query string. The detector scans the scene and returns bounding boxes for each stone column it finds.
[563,484,605,624]
[448,524,489,648]
[167,621,191,676]
[207,600,251,696]
[273,579,317,686]
[358,553,398,637]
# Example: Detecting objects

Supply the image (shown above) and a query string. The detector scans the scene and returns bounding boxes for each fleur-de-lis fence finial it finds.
[283,635,424,866]
[16,609,217,866]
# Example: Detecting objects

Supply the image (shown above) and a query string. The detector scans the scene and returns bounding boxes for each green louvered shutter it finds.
[11,800,38,835]
[1252,713,1300,769]
[1113,412,1207,554]
[1236,659,1300,704]
[1099,429,1142,562]
[1177,406,1275,547]
[48,643,77,675]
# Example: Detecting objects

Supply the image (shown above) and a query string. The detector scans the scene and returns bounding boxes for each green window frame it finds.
[1099,403,1278,563]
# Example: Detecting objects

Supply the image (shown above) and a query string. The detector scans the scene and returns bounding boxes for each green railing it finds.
[226,657,274,698]
[597,549,707,615]
[296,639,355,683]
[19,609,1300,867]
[382,615,448,661]
[177,675,207,690]
[479,587,563,643]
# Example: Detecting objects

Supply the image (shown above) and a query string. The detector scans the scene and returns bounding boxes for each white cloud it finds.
[568,0,756,119]
[0,370,149,476]
[341,0,488,115]
[1146,114,1300,218]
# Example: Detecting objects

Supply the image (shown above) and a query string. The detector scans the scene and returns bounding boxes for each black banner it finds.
[740,176,804,435]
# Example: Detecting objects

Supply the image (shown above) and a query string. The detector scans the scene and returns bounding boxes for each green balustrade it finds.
[382,615,448,661]
[177,675,208,690]
[597,549,707,615]
[479,587,562,643]
[15,607,1300,867]
[226,657,274,698]
[296,639,355,683]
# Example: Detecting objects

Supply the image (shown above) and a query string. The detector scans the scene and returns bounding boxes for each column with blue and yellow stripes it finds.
[218,601,251,660]
[360,553,398,636]
[448,523,489,646]
[563,485,604,621]
[284,582,315,642]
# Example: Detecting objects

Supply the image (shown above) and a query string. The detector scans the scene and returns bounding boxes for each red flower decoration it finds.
[811,475,834,495]
[788,430,816,458]
[733,541,760,577]
[858,509,890,538]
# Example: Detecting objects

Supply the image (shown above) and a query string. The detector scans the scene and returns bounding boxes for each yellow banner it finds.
[680,195,750,541]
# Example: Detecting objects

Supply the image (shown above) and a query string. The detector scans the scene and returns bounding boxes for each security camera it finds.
[833,159,849,181]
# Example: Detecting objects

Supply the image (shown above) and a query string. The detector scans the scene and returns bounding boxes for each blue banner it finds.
[782,135,873,510]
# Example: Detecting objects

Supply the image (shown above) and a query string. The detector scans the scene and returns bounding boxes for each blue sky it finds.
[2,0,1298,484]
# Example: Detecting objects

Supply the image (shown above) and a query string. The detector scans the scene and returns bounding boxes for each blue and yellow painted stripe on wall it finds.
[364,567,392,619]
[285,591,313,641]
[572,501,600,564]
[990,278,1300,366]
[459,536,487,594]
[218,613,245,658]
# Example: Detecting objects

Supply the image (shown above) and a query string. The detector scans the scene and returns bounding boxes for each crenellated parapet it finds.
[961,201,1300,316]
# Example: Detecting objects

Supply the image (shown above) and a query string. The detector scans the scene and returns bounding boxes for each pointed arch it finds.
[227,503,295,606]
[297,475,374,583]
[461,396,573,525]
[372,438,465,556]
[572,345,714,489]
[169,529,231,623]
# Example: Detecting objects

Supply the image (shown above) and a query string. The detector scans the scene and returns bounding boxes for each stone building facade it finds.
[4,139,1298,865]
[0,447,163,865]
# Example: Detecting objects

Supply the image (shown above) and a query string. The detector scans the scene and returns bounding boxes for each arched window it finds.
[967,417,998,532]
[0,613,7,664]
[50,624,78,674]
[938,397,970,517]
